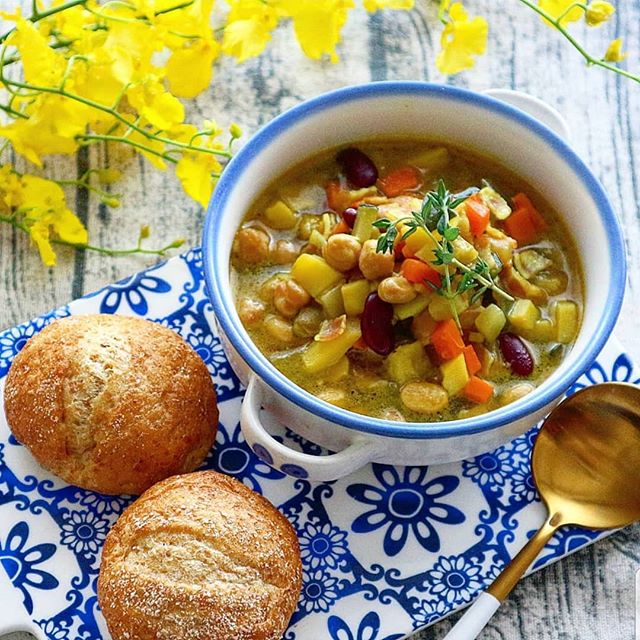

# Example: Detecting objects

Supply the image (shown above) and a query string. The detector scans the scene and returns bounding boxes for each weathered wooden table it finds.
[2,2,639,638]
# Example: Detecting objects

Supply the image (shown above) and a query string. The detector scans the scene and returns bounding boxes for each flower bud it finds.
[585,1,615,26]
[604,38,627,62]
[229,123,243,139]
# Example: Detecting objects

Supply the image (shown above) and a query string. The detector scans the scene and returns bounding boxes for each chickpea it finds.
[232,227,270,264]
[237,297,265,326]
[271,239,299,264]
[322,233,362,272]
[500,382,535,407]
[273,279,311,318]
[264,314,294,343]
[259,274,287,302]
[412,309,437,345]
[378,275,416,304]
[359,239,395,280]
[400,382,449,414]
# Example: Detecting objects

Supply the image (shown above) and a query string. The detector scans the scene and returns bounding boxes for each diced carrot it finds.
[401,258,442,288]
[379,166,422,197]
[402,244,416,258]
[463,345,481,375]
[512,192,535,212]
[514,193,547,232]
[464,194,490,237]
[463,376,495,404]
[332,219,350,235]
[326,179,351,212]
[431,318,465,360]
[502,207,538,245]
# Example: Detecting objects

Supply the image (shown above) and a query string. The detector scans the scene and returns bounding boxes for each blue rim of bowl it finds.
[203,81,626,440]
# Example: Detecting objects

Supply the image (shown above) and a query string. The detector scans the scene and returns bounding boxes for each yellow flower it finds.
[437,2,488,75]
[127,79,185,131]
[604,38,628,62]
[176,153,220,208]
[363,0,414,9]
[222,0,279,62]
[585,0,615,26]
[279,0,355,62]
[167,38,220,97]
[538,0,583,25]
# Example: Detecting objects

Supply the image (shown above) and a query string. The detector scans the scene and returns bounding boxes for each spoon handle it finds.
[443,517,558,640]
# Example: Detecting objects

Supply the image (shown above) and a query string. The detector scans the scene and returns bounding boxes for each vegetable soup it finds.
[230,141,583,422]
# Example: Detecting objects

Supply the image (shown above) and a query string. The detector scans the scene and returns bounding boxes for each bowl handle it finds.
[240,375,380,481]
[483,89,571,142]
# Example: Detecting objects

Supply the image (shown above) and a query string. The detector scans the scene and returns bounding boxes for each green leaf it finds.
[443,226,459,241]
[372,218,391,230]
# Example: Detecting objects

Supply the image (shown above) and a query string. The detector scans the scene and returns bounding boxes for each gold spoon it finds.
[444,382,640,640]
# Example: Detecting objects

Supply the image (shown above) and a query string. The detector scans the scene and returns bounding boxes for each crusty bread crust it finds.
[98,471,302,640]
[4,314,218,495]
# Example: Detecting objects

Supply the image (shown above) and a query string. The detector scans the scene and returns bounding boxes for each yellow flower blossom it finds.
[437,1,488,75]
[127,79,185,131]
[585,1,615,26]
[538,0,583,25]
[176,153,221,208]
[222,0,279,63]
[167,38,220,98]
[363,0,414,9]
[604,38,627,62]
[279,0,355,62]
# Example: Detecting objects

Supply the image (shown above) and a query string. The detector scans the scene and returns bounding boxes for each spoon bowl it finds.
[445,382,640,640]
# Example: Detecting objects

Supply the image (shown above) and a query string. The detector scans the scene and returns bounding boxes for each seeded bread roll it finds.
[98,471,302,640]
[4,314,218,495]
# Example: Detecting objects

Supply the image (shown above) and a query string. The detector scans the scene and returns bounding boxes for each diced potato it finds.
[429,294,469,321]
[479,186,511,220]
[452,237,478,265]
[352,205,378,243]
[414,234,442,266]
[475,304,507,342]
[321,355,350,382]
[291,254,343,298]
[400,382,449,414]
[508,299,540,331]
[403,227,431,254]
[554,300,580,343]
[263,200,297,229]
[407,147,450,171]
[302,319,361,373]
[342,279,373,316]
[319,284,346,318]
[394,294,431,321]
[386,341,432,385]
[520,318,555,343]
[440,353,470,396]
[279,184,325,211]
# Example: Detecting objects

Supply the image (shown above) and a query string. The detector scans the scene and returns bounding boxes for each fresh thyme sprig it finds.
[374,179,514,326]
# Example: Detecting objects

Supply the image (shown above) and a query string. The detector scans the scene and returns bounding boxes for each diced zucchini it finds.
[321,355,350,382]
[508,299,540,331]
[452,237,478,265]
[554,300,579,343]
[468,331,485,343]
[302,319,361,373]
[386,341,432,385]
[394,294,431,321]
[341,280,372,316]
[352,205,378,243]
[440,353,470,396]
[291,254,343,298]
[308,228,328,250]
[475,304,507,342]
[407,146,450,171]
[263,200,297,229]
[479,186,511,220]
[319,284,346,318]
[429,294,469,321]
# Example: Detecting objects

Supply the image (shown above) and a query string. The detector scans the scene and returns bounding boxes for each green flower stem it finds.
[0,213,181,258]
[517,0,640,84]
[77,133,178,164]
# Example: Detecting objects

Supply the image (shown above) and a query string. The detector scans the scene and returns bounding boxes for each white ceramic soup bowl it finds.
[203,82,625,482]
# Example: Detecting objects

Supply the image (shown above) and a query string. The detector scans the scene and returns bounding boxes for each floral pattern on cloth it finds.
[0,248,629,639]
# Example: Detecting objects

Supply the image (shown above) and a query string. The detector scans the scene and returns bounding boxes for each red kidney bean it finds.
[361,292,395,355]
[499,332,534,376]
[336,148,379,188]
[341,207,358,228]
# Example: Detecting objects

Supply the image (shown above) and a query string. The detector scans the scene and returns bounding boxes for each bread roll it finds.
[4,314,218,494]
[98,471,302,640]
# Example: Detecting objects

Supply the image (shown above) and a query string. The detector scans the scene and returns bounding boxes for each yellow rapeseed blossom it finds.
[538,0,583,25]
[585,1,615,26]
[126,79,185,131]
[437,1,488,75]
[222,0,279,62]
[166,38,220,97]
[604,38,628,62]
[363,0,414,9]
[176,154,222,207]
